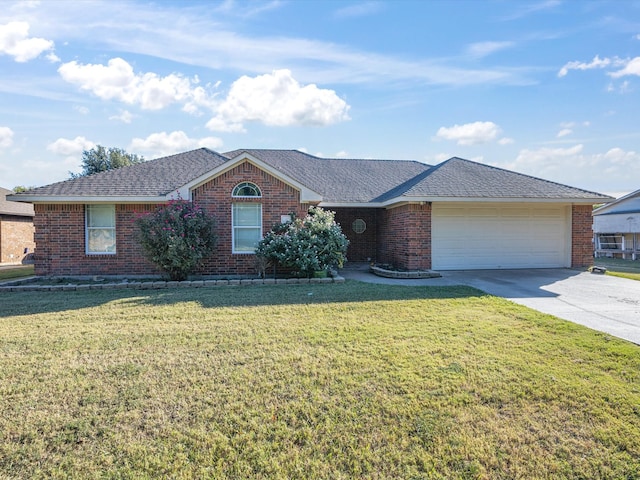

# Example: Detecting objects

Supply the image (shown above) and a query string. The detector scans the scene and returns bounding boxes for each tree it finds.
[13,185,36,192]
[70,145,144,178]
[134,199,217,281]
[256,207,349,278]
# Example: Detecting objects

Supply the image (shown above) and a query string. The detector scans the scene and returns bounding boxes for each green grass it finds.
[0,264,34,282]
[591,257,640,281]
[1,281,639,479]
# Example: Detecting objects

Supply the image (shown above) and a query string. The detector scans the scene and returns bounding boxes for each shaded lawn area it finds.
[1,281,639,479]
[0,264,34,282]
[592,257,640,281]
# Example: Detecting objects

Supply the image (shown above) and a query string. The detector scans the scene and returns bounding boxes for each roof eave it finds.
[322,196,610,208]
[593,189,640,215]
[7,195,174,204]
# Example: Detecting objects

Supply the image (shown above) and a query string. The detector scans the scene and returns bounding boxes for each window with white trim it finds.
[232,182,262,198]
[232,182,262,253]
[232,204,262,253]
[86,204,116,254]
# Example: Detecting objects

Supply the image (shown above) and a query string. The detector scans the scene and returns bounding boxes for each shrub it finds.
[256,207,349,277]
[135,199,217,281]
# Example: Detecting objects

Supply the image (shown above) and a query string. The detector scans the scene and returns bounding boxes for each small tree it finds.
[70,145,144,178]
[256,207,349,277]
[134,199,217,281]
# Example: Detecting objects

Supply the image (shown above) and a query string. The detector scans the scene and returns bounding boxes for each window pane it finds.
[234,204,260,226]
[234,228,261,252]
[87,205,116,254]
[232,182,261,197]
[88,229,116,253]
[88,205,115,227]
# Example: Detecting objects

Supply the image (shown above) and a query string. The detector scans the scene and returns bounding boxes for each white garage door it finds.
[432,203,570,270]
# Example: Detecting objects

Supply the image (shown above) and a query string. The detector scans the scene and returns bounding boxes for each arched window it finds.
[232,182,262,253]
[232,182,261,197]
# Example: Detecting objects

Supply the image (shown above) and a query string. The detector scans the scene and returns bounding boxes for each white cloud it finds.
[109,110,134,124]
[557,128,572,138]
[602,147,638,165]
[46,52,60,63]
[47,136,96,156]
[500,0,561,20]
[498,137,514,145]
[334,2,384,19]
[503,144,640,188]
[206,69,350,132]
[558,55,612,77]
[609,57,640,78]
[73,105,90,115]
[467,41,514,58]
[58,57,217,111]
[0,126,14,149]
[502,144,585,180]
[0,21,55,62]
[435,121,502,145]
[129,131,223,158]
[335,150,349,158]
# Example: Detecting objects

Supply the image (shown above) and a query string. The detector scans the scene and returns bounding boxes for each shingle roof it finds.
[14,149,229,197]
[10,148,611,204]
[224,149,431,202]
[393,157,611,200]
[0,187,34,216]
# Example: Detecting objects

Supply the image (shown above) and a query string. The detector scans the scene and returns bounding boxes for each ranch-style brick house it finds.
[9,148,611,277]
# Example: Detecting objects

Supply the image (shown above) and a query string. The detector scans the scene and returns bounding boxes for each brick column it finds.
[571,204,593,268]
[377,203,431,270]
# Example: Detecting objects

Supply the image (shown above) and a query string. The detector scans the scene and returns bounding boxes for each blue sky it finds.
[1,0,639,196]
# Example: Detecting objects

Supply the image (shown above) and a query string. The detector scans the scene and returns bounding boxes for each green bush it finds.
[256,207,349,277]
[135,200,217,281]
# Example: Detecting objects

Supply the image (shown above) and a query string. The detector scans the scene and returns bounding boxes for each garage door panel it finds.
[432,203,569,270]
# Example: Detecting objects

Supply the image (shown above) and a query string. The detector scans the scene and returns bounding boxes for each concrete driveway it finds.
[342,265,640,345]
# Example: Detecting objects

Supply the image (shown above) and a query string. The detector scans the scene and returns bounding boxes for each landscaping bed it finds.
[370,263,442,279]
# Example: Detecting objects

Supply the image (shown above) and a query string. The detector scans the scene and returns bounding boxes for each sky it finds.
[1,0,639,197]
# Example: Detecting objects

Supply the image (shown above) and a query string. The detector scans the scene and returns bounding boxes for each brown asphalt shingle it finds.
[10,148,612,203]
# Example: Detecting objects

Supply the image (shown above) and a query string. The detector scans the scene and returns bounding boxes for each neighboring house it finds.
[8,148,611,277]
[593,189,640,260]
[0,187,35,265]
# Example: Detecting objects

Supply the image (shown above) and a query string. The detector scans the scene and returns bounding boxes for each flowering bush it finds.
[256,207,349,277]
[135,200,217,281]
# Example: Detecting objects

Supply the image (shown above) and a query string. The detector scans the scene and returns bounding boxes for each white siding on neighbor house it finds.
[593,213,640,233]
[432,203,571,270]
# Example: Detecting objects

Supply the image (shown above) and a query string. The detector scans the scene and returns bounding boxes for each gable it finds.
[182,152,322,203]
[593,189,640,216]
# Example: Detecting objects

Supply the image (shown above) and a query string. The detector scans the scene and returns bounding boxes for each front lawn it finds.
[592,257,640,281]
[0,264,34,282]
[1,282,638,479]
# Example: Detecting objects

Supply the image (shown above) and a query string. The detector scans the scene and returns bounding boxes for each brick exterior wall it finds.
[192,160,311,276]
[33,204,159,277]
[33,161,316,278]
[332,208,379,262]
[377,203,432,270]
[571,204,594,268]
[30,162,595,277]
[0,215,35,264]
